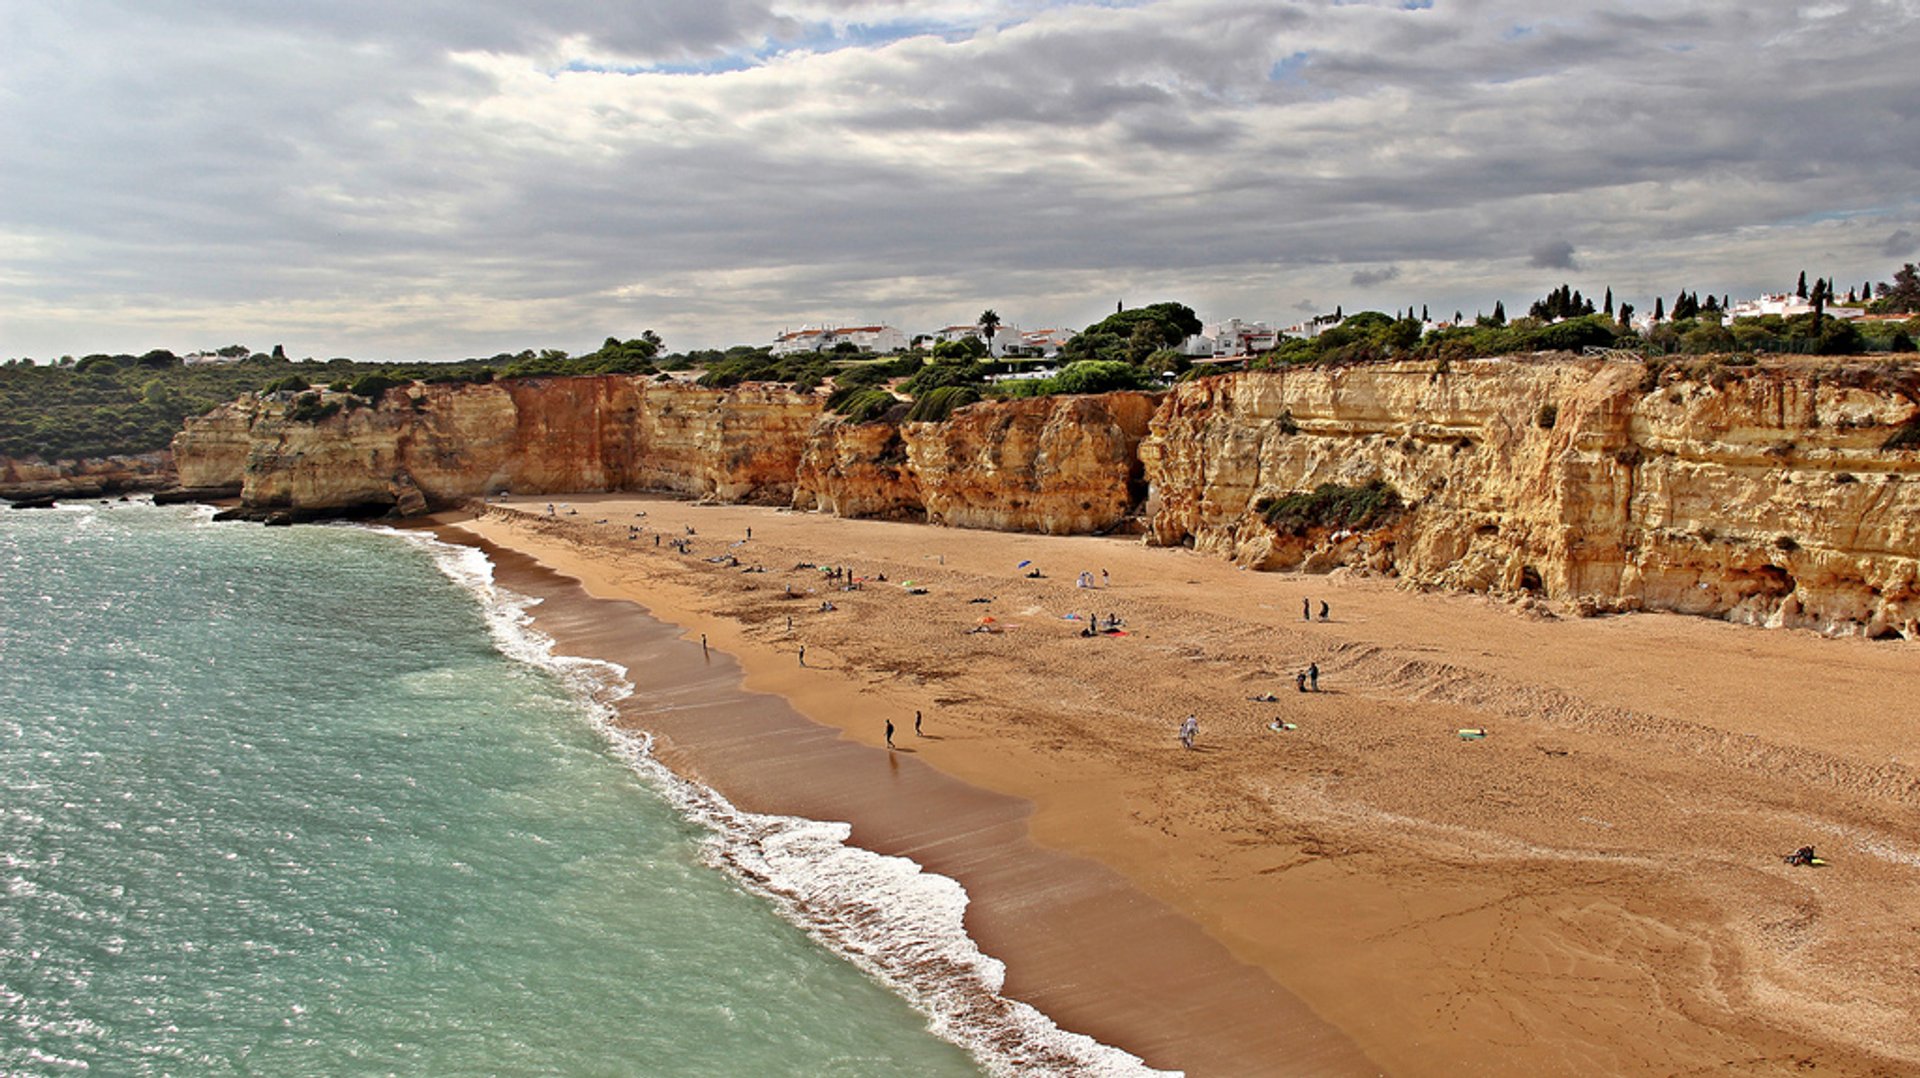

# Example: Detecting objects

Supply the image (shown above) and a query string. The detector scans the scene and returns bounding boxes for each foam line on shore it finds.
[390,526,1174,1078]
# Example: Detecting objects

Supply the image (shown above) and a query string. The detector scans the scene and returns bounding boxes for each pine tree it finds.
[1421,304,1430,322]
[1796,271,1808,299]
[1653,296,1665,322]
[1491,300,1506,326]
[1603,287,1613,318]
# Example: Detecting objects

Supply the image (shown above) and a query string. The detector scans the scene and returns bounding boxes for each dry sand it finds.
[445,494,1920,1077]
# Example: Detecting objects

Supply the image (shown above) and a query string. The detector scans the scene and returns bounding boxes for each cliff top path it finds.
[456,492,1919,1078]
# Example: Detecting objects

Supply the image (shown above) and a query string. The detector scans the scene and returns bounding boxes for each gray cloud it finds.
[3,0,1919,359]
[1529,241,1580,271]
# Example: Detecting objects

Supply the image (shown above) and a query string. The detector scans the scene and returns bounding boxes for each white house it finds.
[1726,293,1813,320]
[771,324,908,356]
[931,320,1025,357]
[1281,312,1345,340]
[1010,328,1072,357]
[1209,318,1279,357]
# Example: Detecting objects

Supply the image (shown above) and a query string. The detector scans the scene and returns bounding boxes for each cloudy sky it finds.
[3,0,1917,360]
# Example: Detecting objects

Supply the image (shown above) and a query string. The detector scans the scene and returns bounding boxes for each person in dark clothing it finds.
[885,718,895,748]
[1318,600,1330,621]
[1295,672,1308,693]
[1308,662,1319,691]
[1302,598,1311,621]
[914,710,923,736]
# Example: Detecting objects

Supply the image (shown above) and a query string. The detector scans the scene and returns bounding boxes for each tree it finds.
[1872,264,1920,313]
[1653,296,1665,322]
[1603,287,1613,318]
[977,310,1001,356]
[1617,302,1635,327]
[1796,270,1808,299]
[1490,300,1506,327]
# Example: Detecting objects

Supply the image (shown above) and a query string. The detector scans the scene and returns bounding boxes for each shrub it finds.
[1048,359,1155,395]
[904,385,981,422]
[284,393,342,424]
[349,372,407,400]
[1254,480,1404,536]
[262,374,310,393]
[832,388,898,423]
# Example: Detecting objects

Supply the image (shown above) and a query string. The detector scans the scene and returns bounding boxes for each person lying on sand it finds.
[1250,692,1280,702]
[1782,845,1822,866]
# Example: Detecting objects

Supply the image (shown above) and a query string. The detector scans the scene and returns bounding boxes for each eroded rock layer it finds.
[1142,358,1920,637]
[172,357,1920,635]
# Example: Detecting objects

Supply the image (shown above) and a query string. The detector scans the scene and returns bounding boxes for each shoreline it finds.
[430,523,1374,1076]
[442,494,1919,1076]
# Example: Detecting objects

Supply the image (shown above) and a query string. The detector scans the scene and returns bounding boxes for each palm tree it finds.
[977,309,1001,356]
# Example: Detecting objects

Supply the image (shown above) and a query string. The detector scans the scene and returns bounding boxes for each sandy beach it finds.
[445,494,1919,1077]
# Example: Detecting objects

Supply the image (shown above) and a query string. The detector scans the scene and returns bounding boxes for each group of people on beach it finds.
[1075,569,1110,589]
[1303,598,1330,621]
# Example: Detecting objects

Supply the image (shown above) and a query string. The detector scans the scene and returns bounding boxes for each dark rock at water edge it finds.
[7,495,60,509]
[153,485,243,506]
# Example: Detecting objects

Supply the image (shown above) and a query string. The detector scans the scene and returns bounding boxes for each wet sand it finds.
[445,494,1920,1076]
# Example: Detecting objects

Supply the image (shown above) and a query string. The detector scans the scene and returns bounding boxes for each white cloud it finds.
[2,0,1919,359]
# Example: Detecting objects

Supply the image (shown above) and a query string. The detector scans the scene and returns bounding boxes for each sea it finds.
[0,503,1160,1076]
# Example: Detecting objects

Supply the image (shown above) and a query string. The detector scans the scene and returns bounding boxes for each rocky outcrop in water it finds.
[0,452,176,502]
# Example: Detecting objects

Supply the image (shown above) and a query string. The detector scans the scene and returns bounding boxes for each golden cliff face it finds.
[0,452,176,499]
[174,359,1920,636]
[1142,359,1920,638]
[793,392,1159,534]
[172,377,823,515]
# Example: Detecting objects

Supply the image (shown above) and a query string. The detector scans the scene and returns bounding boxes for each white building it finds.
[771,324,908,356]
[931,320,1025,357]
[1208,318,1278,357]
[1281,312,1345,340]
[1009,328,1071,357]
[182,351,246,366]
[1726,293,1813,320]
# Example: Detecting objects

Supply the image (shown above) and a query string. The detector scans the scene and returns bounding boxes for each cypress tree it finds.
[1491,300,1506,326]
[1422,304,1430,322]
[1603,287,1613,317]
[1796,271,1808,299]
[1653,296,1665,322]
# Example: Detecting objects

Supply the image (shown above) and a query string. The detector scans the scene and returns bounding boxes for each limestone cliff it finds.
[172,377,822,517]
[1142,358,1920,638]
[0,452,176,500]
[794,392,1158,534]
[173,358,1920,636]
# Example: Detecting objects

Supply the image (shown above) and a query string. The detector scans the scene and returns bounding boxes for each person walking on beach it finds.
[701,633,709,657]
[798,644,807,667]
[915,710,923,736]
[1319,600,1330,621]
[1101,569,1109,589]
[885,718,896,749]
[1302,598,1311,621]
[746,526,752,540]
[1308,662,1319,691]
[1179,714,1198,750]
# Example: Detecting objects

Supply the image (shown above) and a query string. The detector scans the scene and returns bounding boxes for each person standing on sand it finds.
[1296,671,1308,693]
[1101,569,1109,588]
[701,634,708,657]
[885,718,895,748]
[798,644,807,667]
[1308,662,1319,691]
[1179,714,1198,750]
[1302,598,1311,621]
[915,710,923,736]
[1319,600,1330,621]
[746,526,751,540]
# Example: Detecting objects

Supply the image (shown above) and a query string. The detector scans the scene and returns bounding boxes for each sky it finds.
[3,0,1918,361]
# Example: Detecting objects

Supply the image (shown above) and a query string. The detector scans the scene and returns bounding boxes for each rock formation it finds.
[0,452,177,502]
[1142,357,1920,638]
[171,356,1920,637]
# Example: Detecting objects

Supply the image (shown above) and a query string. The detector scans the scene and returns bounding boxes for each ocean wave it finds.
[394,527,1175,1078]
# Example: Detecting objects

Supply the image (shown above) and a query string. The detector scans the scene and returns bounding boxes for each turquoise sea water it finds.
[0,504,1003,1075]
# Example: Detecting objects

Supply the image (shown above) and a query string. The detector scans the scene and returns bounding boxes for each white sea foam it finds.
[395,528,1177,1078]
